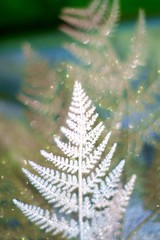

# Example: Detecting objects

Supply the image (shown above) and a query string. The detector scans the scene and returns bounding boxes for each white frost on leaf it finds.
[13,81,136,239]
[60,0,145,96]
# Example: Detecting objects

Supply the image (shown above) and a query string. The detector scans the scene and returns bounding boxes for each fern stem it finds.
[78,89,84,240]
[78,138,83,240]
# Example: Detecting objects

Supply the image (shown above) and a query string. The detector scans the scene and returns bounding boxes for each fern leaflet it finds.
[13,81,136,239]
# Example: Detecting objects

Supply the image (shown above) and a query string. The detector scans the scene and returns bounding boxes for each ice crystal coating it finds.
[13,81,136,240]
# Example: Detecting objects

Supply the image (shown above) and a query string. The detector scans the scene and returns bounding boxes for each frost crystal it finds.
[13,81,136,240]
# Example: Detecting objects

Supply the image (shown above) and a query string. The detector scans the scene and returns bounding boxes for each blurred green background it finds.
[0,0,160,38]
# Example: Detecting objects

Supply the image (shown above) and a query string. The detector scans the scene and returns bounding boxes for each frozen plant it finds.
[13,81,136,240]
[19,43,70,137]
[60,0,160,152]
[60,0,145,95]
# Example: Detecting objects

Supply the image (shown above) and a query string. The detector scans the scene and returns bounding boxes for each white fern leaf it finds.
[40,150,79,173]
[82,131,112,174]
[28,160,78,191]
[100,0,119,37]
[60,0,145,96]
[13,199,78,237]
[60,2,107,31]
[61,0,100,18]
[19,43,56,116]
[60,0,118,45]
[22,167,78,213]
[18,43,70,141]
[60,0,107,28]
[90,175,136,240]
[13,81,136,239]
[122,10,145,79]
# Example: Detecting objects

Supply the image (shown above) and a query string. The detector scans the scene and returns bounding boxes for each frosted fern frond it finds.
[60,0,119,44]
[121,10,145,79]
[19,43,56,115]
[28,160,78,191]
[13,81,136,239]
[60,0,145,95]
[12,199,78,237]
[61,0,108,31]
[40,150,79,173]
[61,0,104,21]
[18,43,69,137]
[60,1,160,150]
[90,175,136,240]
[111,64,160,151]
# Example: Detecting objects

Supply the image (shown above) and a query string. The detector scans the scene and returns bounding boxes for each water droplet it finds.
[137,86,143,94]
[66,74,69,78]
[129,124,134,129]
[83,39,90,44]
[104,30,110,36]
[68,64,72,69]
[99,103,102,108]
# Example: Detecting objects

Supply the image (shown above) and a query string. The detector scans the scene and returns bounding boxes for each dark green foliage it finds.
[0,0,160,36]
